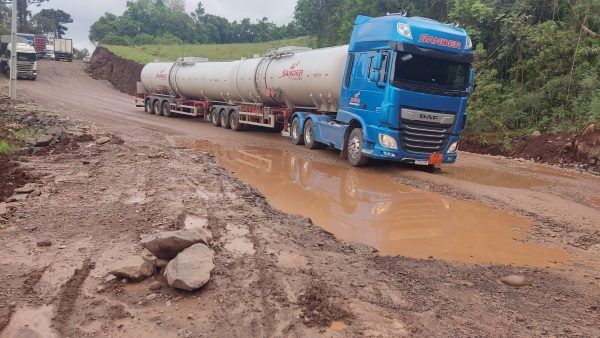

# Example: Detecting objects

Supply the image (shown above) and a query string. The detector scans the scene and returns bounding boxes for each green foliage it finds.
[105,37,312,64]
[74,48,90,60]
[90,0,305,46]
[0,139,17,154]
[12,128,36,139]
[30,9,73,38]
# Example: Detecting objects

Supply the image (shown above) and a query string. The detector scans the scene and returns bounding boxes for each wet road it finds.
[12,60,600,267]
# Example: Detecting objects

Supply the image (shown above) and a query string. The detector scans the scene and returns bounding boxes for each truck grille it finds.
[17,61,34,74]
[399,108,455,154]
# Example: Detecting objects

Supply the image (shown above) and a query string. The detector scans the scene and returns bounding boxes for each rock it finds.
[156,259,169,269]
[36,239,52,247]
[589,158,597,166]
[28,190,41,198]
[14,184,36,194]
[500,275,531,287]
[164,244,215,291]
[34,134,54,147]
[8,194,28,203]
[531,131,541,138]
[141,229,212,259]
[44,126,64,137]
[108,255,156,282]
[146,293,158,301]
[96,137,111,145]
[0,202,7,217]
[148,281,163,290]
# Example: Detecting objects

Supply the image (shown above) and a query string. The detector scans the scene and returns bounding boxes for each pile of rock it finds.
[5,183,41,203]
[109,228,215,291]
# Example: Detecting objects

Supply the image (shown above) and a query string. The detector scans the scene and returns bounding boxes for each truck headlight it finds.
[448,141,459,153]
[379,134,398,150]
[396,23,413,39]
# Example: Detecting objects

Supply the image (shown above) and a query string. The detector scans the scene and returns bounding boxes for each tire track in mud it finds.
[51,259,95,336]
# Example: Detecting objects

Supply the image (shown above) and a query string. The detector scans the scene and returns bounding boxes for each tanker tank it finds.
[140,45,349,112]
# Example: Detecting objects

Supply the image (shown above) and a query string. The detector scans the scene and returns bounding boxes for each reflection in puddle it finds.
[184,139,567,267]
[438,166,549,188]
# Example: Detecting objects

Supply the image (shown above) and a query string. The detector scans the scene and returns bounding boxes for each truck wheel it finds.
[153,101,162,116]
[230,111,243,131]
[211,110,221,127]
[162,101,173,117]
[303,119,323,149]
[347,128,369,167]
[291,117,304,145]
[220,110,231,129]
[144,99,152,113]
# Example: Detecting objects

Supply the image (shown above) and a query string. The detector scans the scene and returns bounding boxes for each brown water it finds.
[184,139,567,267]
[438,165,549,188]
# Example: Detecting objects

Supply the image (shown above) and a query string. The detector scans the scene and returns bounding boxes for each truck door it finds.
[340,51,388,123]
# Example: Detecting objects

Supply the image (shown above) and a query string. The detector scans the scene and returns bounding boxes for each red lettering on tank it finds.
[280,61,304,80]
[154,69,168,80]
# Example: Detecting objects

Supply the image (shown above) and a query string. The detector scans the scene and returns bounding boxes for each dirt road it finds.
[0,60,599,337]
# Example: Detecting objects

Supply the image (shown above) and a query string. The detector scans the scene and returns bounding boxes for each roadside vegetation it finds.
[104,36,312,64]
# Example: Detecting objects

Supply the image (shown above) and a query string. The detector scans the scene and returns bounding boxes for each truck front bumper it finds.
[362,128,460,165]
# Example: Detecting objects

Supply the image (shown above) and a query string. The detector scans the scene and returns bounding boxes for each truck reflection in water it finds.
[188,139,567,267]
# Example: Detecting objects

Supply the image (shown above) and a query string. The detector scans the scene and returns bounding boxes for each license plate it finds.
[415,160,429,166]
[428,153,443,165]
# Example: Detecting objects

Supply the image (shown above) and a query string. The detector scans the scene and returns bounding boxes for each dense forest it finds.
[0,0,73,38]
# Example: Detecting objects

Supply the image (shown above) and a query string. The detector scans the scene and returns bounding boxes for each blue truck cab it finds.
[301,14,474,167]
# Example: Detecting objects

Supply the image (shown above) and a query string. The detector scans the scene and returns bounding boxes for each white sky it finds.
[31,0,298,51]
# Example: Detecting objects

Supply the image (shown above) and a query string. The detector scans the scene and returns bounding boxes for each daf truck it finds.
[0,35,38,80]
[136,14,474,167]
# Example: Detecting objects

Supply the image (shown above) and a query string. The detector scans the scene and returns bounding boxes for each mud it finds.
[88,47,144,95]
[0,58,598,337]
[182,138,567,266]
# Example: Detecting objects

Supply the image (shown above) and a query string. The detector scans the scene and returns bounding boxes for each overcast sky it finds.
[32,0,298,51]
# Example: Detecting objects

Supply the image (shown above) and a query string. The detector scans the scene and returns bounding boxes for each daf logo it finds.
[420,114,439,121]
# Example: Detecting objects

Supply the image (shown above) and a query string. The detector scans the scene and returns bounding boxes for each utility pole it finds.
[10,0,18,98]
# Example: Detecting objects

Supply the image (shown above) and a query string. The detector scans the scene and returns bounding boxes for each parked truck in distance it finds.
[0,35,38,80]
[18,33,46,59]
[136,14,474,167]
[54,38,73,62]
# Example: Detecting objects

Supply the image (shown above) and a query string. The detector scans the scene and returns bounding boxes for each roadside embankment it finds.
[88,47,144,95]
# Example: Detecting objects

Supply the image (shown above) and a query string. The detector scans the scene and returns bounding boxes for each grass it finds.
[103,36,314,64]
[12,128,36,140]
[0,139,17,154]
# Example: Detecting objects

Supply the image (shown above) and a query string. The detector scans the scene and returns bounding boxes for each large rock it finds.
[164,244,215,291]
[141,229,211,259]
[109,255,155,281]
[0,202,7,217]
[575,124,600,163]
[34,134,54,147]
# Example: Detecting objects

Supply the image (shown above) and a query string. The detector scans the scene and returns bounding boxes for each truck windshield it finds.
[392,52,469,95]
[17,53,37,62]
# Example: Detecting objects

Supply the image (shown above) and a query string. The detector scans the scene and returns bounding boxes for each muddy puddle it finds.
[437,165,549,188]
[182,139,567,267]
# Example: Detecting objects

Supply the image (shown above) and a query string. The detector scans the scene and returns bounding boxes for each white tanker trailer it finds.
[136,14,475,167]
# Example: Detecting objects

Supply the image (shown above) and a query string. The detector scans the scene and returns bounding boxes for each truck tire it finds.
[220,109,231,129]
[230,110,243,131]
[211,109,221,127]
[153,101,162,116]
[291,117,304,145]
[162,101,173,117]
[347,128,369,167]
[303,119,323,150]
[145,99,152,113]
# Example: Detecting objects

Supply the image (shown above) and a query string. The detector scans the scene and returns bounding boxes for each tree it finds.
[31,8,72,37]
[74,47,89,60]
[17,0,48,33]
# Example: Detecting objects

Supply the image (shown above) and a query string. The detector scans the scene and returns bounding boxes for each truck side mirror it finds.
[370,70,380,82]
[372,53,383,70]
[468,68,475,95]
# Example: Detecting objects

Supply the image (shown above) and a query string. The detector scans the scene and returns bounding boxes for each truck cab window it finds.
[368,52,389,83]
[344,54,355,88]
[392,52,469,93]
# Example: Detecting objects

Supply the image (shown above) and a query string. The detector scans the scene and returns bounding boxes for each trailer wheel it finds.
[211,109,221,127]
[162,101,173,117]
[220,110,231,129]
[144,99,152,113]
[291,117,304,145]
[230,111,243,131]
[303,119,323,150]
[153,100,162,116]
[347,128,369,167]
